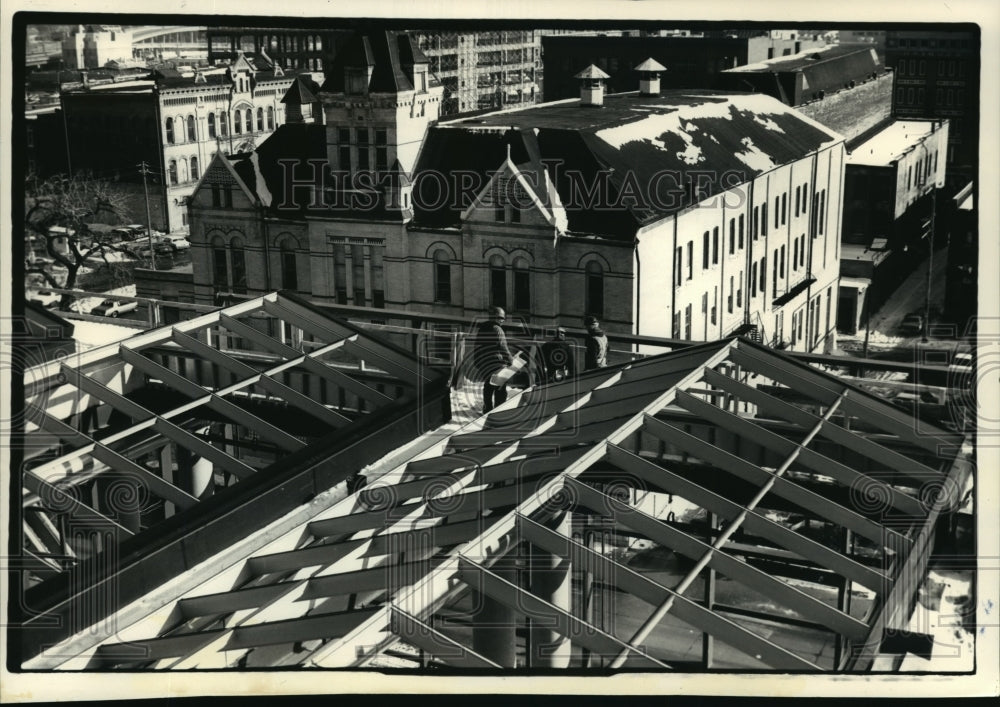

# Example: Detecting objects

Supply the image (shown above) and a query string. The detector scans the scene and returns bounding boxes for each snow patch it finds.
[753,114,785,133]
[734,137,776,172]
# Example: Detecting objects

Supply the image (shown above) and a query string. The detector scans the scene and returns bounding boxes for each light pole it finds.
[918,139,938,344]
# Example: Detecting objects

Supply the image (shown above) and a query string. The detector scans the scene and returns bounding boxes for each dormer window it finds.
[346,69,366,95]
[416,70,427,93]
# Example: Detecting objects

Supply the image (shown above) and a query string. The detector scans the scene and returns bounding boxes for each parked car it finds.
[90,299,139,318]
[26,290,60,308]
[129,242,173,260]
[900,313,925,336]
[160,233,191,251]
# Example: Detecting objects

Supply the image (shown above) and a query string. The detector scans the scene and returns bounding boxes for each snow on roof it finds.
[846,120,940,167]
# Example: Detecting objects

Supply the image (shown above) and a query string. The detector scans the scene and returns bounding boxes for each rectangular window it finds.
[751,262,757,297]
[338,127,350,144]
[675,246,683,284]
[358,149,370,170]
[222,187,233,208]
[672,311,681,338]
[376,147,388,172]
[774,196,780,228]
[375,128,387,145]
[781,192,787,225]
[373,290,385,309]
[712,227,719,264]
[587,270,604,318]
[738,214,745,249]
[495,203,505,222]
[703,231,710,269]
[737,280,742,308]
[686,241,693,280]
[339,146,351,171]
[711,286,718,325]
[772,254,778,298]
[780,245,786,278]
[211,185,221,207]
[513,269,530,311]
[231,249,246,294]
[684,303,692,340]
[759,256,766,296]
[434,262,451,303]
[727,276,734,314]
[762,203,768,235]
[356,128,369,145]
[793,237,799,271]
[802,183,807,212]
[336,288,348,305]
[729,219,735,255]
[490,267,506,308]
[795,186,801,217]
[282,252,298,290]
[753,207,759,239]
[213,248,228,289]
[354,288,366,305]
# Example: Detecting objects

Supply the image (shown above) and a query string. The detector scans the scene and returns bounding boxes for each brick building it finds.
[541,33,828,101]
[885,28,978,192]
[719,43,894,146]
[59,55,313,232]
[170,39,843,354]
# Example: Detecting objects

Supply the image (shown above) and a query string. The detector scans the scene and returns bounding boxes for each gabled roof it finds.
[574,63,611,79]
[281,74,321,105]
[321,30,436,94]
[23,337,970,672]
[415,91,843,237]
[634,57,667,72]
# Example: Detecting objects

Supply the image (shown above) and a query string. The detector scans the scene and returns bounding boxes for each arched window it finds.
[211,235,228,289]
[245,109,253,132]
[190,156,199,180]
[513,258,530,311]
[488,254,506,309]
[315,35,322,51]
[257,107,264,132]
[267,106,275,130]
[433,250,451,303]
[186,114,196,141]
[234,110,242,134]
[208,112,216,138]
[585,260,604,318]
[230,236,247,294]
[165,117,174,144]
[220,112,229,136]
[168,159,178,185]
[280,240,298,290]
[178,157,188,183]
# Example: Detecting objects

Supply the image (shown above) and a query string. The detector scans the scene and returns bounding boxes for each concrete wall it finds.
[797,72,894,145]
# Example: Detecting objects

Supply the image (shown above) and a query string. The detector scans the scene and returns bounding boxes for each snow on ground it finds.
[70,284,137,313]
[71,318,144,352]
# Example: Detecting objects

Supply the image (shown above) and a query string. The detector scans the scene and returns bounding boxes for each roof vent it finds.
[574,64,610,107]
[634,57,667,96]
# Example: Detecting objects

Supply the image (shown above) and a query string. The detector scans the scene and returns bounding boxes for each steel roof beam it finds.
[223,607,380,651]
[565,476,871,642]
[151,418,257,480]
[389,607,503,668]
[673,390,926,517]
[264,296,427,383]
[170,329,352,429]
[90,444,198,511]
[728,344,960,454]
[702,368,944,484]
[517,514,822,671]
[23,471,134,542]
[119,346,304,452]
[456,555,671,669]
[606,444,888,593]
[641,415,910,554]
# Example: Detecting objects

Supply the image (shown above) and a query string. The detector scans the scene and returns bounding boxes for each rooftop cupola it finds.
[634,57,667,96]
[574,64,611,107]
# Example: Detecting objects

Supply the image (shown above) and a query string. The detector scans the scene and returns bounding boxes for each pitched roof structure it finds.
[21,338,971,672]
[321,30,438,94]
[15,293,451,660]
[415,91,843,236]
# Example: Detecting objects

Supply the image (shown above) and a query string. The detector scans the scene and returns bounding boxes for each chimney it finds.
[574,64,610,107]
[634,57,667,96]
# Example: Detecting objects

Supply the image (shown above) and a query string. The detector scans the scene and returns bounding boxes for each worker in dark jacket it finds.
[541,327,574,383]
[583,315,609,370]
[473,306,513,413]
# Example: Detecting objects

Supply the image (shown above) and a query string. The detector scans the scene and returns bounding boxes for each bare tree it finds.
[24,174,141,310]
